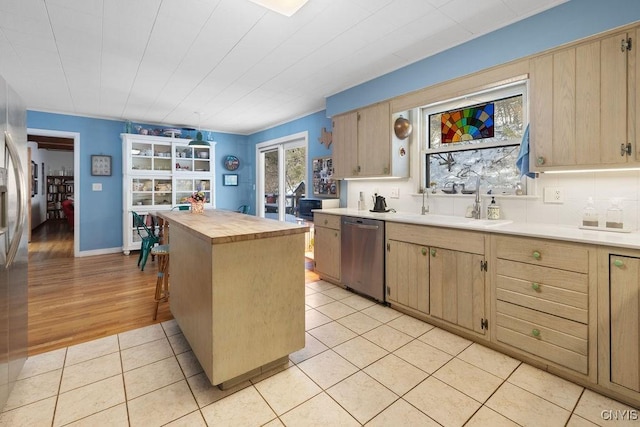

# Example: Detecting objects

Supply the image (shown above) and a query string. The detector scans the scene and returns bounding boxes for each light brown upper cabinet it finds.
[530,26,639,170]
[332,102,391,178]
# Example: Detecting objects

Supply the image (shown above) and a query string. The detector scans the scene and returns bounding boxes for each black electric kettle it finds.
[371,194,388,212]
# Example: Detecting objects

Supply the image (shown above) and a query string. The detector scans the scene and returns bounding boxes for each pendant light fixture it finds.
[189,112,210,147]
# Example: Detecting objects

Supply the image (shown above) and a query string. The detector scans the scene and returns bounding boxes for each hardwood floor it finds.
[28,220,320,356]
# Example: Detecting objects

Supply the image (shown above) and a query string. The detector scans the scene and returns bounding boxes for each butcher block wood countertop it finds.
[157,209,309,244]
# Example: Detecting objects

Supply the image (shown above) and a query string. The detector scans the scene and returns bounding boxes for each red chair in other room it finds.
[61,199,74,229]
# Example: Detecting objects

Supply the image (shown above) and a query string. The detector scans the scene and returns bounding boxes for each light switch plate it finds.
[390,187,399,198]
[543,187,563,203]
[92,183,102,191]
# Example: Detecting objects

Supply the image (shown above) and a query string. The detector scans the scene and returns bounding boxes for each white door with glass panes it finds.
[256,132,307,223]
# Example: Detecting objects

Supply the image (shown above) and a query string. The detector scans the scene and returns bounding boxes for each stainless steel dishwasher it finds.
[341,216,385,302]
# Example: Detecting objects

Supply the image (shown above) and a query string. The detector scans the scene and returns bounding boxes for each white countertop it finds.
[316,208,640,250]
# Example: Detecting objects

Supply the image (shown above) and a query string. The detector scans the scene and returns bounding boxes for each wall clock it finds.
[224,155,240,171]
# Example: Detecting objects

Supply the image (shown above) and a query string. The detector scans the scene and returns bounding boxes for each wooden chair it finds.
[151,244,170,320]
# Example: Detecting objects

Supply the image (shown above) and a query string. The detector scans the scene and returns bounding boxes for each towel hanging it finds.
[516,125,536,179]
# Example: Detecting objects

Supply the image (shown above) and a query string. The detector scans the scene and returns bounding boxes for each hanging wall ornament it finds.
[318,127,332,148]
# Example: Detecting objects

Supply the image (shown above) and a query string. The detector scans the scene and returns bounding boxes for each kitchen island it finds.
[157,209,308,388]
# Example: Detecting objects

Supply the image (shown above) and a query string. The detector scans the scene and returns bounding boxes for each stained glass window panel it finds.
[441,102,494,143]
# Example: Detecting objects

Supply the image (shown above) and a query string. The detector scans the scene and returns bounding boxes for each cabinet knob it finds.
[334,232,338,237]
[536,156,545,166]
[532,251,541,260]
[613,259,624,268]
[430,248,437,257]
[532,329,541,337]
[324,219,328,225]
[531,282,541,291]
[421,247,427,256]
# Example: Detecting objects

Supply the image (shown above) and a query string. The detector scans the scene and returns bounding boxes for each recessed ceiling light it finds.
[249,0,308,17]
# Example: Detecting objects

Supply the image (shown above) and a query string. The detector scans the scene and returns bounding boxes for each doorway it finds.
[27,129,80,257]
[256,132,307,223]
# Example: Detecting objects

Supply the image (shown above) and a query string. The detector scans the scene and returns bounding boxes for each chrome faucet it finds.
[421,187,429,215]
[471,176,481,219]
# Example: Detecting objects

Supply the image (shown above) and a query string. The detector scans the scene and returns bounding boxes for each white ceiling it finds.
[0,0,567,135]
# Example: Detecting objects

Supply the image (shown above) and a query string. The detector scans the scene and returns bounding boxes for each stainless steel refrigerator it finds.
[0,74,28,410]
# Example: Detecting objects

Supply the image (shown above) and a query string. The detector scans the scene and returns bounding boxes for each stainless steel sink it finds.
[466,219,513,227]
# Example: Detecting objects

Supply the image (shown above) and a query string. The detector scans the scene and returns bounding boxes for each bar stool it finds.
[151,244,170,320]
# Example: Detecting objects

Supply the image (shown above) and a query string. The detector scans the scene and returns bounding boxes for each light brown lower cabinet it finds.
[386,239,429,314]
[385,222,488,338]
[313,213,341,284]
[492,235,597,381]
[429,247,486,335]
[598,247,640,403]
[380,219,640,408]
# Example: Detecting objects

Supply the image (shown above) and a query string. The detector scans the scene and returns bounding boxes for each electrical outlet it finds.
[390,187,399,198]
[543,187,564,204]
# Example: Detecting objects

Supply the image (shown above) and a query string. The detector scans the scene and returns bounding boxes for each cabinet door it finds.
[609,254,640,393]
[600,31,630,165]
[386,240,429,314]
[531,31,633,169]
[430,248,485,334]
[633,26,640,162]
[332,112,358,178]
[358,102,391,176]
[314,226,340,282]
[530,49,576,168]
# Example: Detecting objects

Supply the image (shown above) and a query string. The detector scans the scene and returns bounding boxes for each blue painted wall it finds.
[326,0,640,116]
[27,111,247,252]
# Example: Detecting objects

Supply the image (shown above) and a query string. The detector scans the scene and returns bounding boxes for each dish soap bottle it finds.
[605,198,624,229]
[582,197,599,227]
[487,197,500,220]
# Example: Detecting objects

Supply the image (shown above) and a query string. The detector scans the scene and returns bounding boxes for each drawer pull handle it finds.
[531,283,540,291]
[532,329,541,337]
[613,259,624,268]
[421,248,427,256]
[430,248,437,257]
[532,251,541,260]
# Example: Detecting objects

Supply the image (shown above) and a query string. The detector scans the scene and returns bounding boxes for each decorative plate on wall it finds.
[224,155,240,171]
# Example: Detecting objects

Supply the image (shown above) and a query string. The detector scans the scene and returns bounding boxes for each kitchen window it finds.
[421,80,528,195]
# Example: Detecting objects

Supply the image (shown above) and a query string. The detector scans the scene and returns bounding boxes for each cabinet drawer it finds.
[496,301,588,374]
[494,235,589,273]
[387,222,484,255]
[314,213,340,230]
[496,259,588,324]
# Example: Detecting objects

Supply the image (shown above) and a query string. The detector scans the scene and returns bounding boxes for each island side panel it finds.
[169,224,214,382]
[210,233,306,385]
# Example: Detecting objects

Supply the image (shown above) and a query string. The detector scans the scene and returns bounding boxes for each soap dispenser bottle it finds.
[606,198,624,229]
[582,197,599,227]
[487,197,500,220]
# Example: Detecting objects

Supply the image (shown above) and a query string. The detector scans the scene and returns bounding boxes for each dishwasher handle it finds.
[343,222,380,231]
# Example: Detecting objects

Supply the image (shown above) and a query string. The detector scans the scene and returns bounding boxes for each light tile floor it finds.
[2,280,638,426]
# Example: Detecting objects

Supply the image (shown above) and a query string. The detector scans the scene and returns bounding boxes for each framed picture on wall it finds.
[223,174,238,186]
[41,163,45,195]
[91,155,112,176]
[312,156,339,197]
